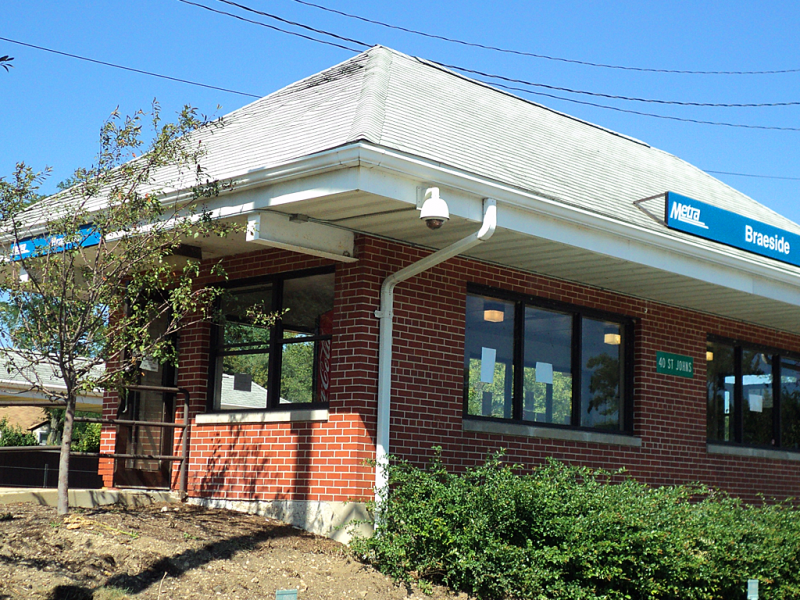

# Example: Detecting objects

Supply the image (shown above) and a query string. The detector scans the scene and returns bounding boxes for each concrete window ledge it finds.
[195,408,329,425]
[707,443,800,462]
[463,419,642,447]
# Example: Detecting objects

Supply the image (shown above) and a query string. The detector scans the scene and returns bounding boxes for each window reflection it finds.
[781,358,800,449]
[523,307,572,425]
[464,291,630,432]
[581,318,621,430]
[464,295,514,419]
[706,341,734,442]
[213,272,334,411]
[742,350,773,446]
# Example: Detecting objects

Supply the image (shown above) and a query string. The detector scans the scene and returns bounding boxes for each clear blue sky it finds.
[2,1,799,222]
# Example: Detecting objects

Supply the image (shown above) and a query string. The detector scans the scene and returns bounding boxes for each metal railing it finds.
[0,384,191,498]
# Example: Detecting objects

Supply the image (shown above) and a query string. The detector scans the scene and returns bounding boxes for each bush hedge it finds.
[351,451,800,599]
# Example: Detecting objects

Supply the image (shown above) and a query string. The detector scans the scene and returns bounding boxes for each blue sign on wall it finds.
[665,192,800,268]
[9,225,101,261]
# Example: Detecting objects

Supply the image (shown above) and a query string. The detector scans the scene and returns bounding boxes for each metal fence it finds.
[0,446,103,489]
[0,385,190,495]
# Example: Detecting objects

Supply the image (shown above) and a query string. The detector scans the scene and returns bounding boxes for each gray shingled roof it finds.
[183,46,800,261]
[0,350,103,397]
[20,45,800,276]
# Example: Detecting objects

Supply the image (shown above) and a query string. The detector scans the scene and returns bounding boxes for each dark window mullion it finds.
[207,307,222,412]
[571,313,582,427]
[734,345,743,443]
[267,278,284,409]
[622,321,635,433]
[513,301,524,421]
[774,354,782,448]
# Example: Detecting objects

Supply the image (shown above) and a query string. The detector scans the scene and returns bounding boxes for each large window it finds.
[211,269,334,411]
[707,337,800,449]
[464,286,633,433]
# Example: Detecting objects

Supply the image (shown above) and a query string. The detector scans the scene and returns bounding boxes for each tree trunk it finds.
[57,395,76,515]
[46,410,61,446]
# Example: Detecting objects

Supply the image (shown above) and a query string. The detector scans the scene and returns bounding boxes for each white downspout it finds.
[374,197,497,500]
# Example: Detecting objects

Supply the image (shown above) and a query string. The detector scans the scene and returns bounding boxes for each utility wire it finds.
[206,0,800,109]
[285,0,800,76]
[0,35,261,98]
[705,170,800,181]
[442,63,800,108]
[183,0,800,131]
[3,20,796,179]
[464,74,800,131]
[5,7,799,134]
[205,0,368,50]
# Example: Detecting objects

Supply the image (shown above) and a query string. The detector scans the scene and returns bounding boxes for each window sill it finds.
[196,408,329,425]
[706,442,800,462]
[463,419,641,447]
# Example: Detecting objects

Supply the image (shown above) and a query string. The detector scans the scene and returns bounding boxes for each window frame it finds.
[707,334,800,450]
[207,266,335,413]
[464,283,635,434]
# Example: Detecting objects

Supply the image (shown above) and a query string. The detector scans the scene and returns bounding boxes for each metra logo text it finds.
[669,202,708,229]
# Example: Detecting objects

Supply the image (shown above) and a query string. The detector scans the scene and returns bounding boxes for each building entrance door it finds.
[113,318,176,489]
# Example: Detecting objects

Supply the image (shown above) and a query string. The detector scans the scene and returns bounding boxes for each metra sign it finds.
[9,225,101,262]
[665,192,800,268]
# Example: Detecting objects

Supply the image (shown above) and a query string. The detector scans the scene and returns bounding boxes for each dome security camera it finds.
[419,187,449,230]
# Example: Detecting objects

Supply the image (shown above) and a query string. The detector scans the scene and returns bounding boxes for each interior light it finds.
[604,333,621,345]
[484,309,504,323]
[706,351,714,361]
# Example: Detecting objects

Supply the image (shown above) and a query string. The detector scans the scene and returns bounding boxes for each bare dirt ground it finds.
[0,502,468,600]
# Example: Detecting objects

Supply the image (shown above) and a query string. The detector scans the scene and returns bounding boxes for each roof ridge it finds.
[347,47,393,144]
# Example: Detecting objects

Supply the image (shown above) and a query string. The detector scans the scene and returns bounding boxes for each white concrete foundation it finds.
[188,497,373,544]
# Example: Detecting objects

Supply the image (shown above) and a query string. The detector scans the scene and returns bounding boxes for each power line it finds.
[179,0,800,131]
[285,0,800,76]
[202,0,800,110]
[464,74,800,132]
[0,36,261,98]
[5,8,799,135]
[175,0,363,53]
[442,63,800,108]
[706,170,800,181]
[205,0,367,50]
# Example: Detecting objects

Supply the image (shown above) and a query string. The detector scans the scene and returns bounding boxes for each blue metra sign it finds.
[665,192,800,268]
[9,225,101,261]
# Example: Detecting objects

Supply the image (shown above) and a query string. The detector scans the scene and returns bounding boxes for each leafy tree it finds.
[42,408,102,451]
[0,102,235,515]
[586,353,621,427]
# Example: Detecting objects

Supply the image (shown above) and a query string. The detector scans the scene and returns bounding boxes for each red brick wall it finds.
[175,239,381,503]
[100,234,800,503]
[366,237,800,503]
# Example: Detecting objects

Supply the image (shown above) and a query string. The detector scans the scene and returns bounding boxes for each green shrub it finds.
[351,450,800,600]
[0,417,37,446]
[71,422,101,453]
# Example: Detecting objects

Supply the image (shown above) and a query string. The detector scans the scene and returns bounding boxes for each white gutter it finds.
[373,197,497,499]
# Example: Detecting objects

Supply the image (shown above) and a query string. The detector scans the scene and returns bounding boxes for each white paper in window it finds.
[535,361,553,385]
[140,356,158,372]
[480,347,496,384]
[748,392,763,413]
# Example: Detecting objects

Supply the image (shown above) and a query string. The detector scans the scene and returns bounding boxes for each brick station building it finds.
[99,46,800,540]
